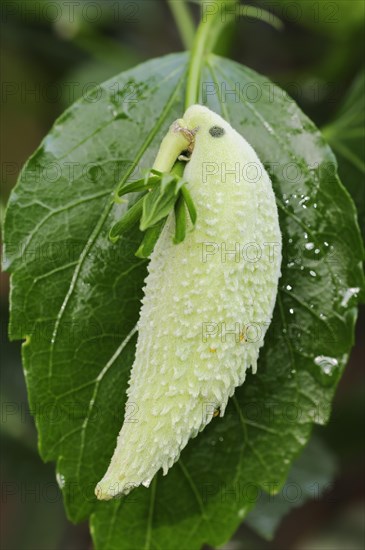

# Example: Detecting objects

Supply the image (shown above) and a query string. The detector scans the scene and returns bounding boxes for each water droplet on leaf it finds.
[56,472,65,489]
[341,287,360,307]
[313,355,340,387]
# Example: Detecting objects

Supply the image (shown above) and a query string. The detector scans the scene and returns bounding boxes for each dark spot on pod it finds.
[209,126,225,138]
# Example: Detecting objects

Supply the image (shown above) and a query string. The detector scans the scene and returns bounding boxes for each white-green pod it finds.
[96,105,282,500]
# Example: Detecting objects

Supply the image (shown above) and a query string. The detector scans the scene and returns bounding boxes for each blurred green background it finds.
[1,1,364,549]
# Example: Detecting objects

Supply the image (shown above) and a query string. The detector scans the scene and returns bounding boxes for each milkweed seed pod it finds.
[96,105,282,500]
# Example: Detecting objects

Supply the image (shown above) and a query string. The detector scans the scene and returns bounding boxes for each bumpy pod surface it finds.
[96,105,282,500]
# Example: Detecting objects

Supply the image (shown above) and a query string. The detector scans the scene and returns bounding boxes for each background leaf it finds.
[274,0,365,35]
[322,71,365,244]
[245,435,338,540]
[3,52,364,550]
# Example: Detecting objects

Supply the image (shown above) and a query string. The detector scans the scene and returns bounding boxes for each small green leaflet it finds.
[173,193,187,244]
[135,220,166,259]
[110,163,197,258]
[140,171,184,231]
[181,185,197,225]
[109,197,144,243]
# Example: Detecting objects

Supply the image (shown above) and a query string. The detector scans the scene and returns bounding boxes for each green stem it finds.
[243,5,283,31]
[185,0,238,108]
[185,15,216,108]
[152,120,192,172]
[184,1,283,108]
[167,0,196,50]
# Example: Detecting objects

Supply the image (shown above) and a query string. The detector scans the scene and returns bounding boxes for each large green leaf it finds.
[3,52,364,549]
